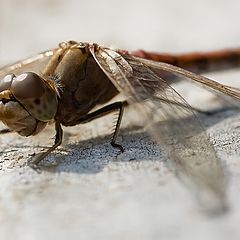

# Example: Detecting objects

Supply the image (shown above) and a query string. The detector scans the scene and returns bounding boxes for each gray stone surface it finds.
[1,0,240,239]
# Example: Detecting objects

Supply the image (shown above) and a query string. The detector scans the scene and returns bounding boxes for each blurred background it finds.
[1,0,240,65]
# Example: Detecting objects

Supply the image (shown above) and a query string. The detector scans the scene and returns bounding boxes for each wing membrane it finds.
[0,48,57,79]
[90,45,227,211]
[135,57,240,100]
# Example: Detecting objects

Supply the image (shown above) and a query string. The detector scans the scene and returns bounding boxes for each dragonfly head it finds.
[0,72,58,136]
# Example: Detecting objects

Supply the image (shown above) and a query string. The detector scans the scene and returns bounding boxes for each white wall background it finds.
[1,0,240,64]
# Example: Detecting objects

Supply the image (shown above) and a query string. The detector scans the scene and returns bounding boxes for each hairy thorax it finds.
[44,45,119,126]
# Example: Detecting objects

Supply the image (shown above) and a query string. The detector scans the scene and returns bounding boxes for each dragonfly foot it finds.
[111,142,124,153]
[27,122,63,167]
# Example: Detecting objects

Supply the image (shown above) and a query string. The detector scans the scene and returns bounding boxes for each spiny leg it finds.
[73,101,128,152]
[110,102,124,152]
[30,122,63,165]
[31,101,126,165]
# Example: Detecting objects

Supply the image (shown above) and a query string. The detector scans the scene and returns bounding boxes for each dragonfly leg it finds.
[110,102,124,152]
[30,101,127,166]
[0,129,12,134]
[30,122,63,165]
[73,101,128,152]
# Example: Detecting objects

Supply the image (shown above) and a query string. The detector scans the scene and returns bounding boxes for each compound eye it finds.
[0,74,15,92]
[11,72,58,121]
[11,72,45,99]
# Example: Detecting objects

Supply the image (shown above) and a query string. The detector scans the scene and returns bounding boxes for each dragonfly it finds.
[1,41,240,211]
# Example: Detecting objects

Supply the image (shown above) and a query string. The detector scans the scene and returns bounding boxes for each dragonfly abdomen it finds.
[131,48,240,74]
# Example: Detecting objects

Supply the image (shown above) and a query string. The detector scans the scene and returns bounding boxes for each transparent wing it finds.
[0,48,57,79]
[134,57,240,100]
[90,45,229,211]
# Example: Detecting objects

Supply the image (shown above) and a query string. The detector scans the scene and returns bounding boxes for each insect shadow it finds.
[26,106,239,174]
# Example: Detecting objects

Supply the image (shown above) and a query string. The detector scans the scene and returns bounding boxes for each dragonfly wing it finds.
[90,45,227,211]
[0,48,57,79]
[134,57,240,100]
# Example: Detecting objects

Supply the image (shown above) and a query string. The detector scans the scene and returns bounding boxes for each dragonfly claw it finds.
[111,142,124,153]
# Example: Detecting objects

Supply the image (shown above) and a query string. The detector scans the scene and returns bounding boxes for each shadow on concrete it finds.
[25,107,240,175]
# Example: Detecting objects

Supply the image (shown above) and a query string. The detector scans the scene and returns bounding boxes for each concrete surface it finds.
[1,0,240,239]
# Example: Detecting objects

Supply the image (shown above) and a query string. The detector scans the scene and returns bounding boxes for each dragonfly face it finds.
[0,72,58,136]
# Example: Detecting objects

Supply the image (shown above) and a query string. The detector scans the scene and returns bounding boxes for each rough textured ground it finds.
[1,0,240,240]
